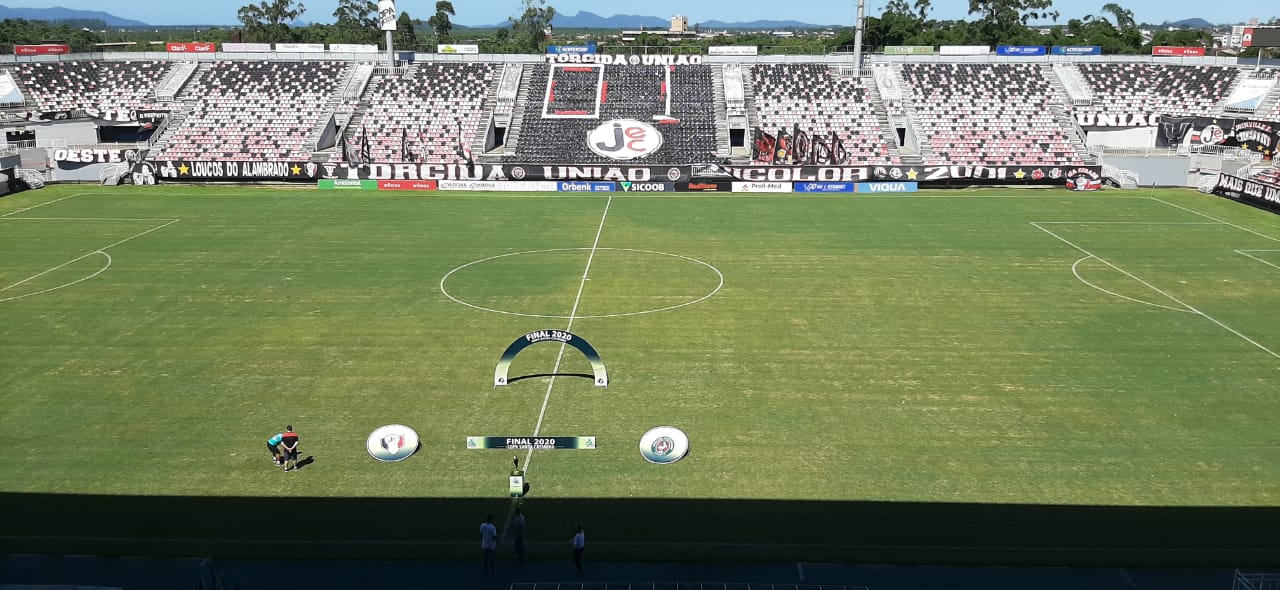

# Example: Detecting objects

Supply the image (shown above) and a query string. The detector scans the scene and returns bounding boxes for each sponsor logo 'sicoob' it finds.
[639,426,690,464]
[367,424,421,462]
[588,119,663,161]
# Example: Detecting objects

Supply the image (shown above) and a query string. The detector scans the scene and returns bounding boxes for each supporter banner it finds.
[330,43,379,53]
[1225,78,1277,112]
[677,181,731,192]
[14,44,69,55]
[939,45,990,56]
[275,43,325,53]
[166,42,216,53]
[1189,116,1278,159]
[707,45,758,56]
[884,45,934,55]
[753,126,848,166]
[437,44,479,54]
[1074,112,1162,128]
[148,161,680,183]
[794,181,855,193]
[856,182,919,193]
[23,110,72,122]
[1152,46,1205,57]
[996,45,1047,56]
[558,181,615,192]
[544,54,704,66]
[1210,173,1280,213]
[732,182,792,193]
[439,180,558,192]
[618,181,675,192]
[1157,116,1196,147]
[84,107,169,123]
[0,71,25,105]
[547,42,598,55]
[378,0,397,31]
[720,165,1097,184]
[1051,45,1102,55]
[377,179,437,191]
[51,147,144,165]
[0,166,22,196]
[222,42,272,53]
[1065,167,1103,191]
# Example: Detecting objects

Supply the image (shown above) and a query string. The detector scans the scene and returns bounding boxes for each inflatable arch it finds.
[494,330,608,388]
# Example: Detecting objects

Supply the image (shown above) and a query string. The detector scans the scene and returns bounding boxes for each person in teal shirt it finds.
[267,432,284,466]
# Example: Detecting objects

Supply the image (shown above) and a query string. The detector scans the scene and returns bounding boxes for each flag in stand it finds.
[456,123,473,165]
[340,129,359,164]
[401,128,408,162]
[753,129,776,164]
[360,124,371,164]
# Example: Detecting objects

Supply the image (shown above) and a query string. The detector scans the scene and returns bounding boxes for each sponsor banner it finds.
[732,182,793,193]
[377,179,438,191]
[1225,78,1277,112]
[150,161,692,183]
[618,181,674,192]
[275,43,325,53]
[1210,173,1280,213]
[1152,46,1205,57]
[222,42,272,53]
[466,436,597,450]
[794,181,855,193]
[677,181,731,192]
[1051,45,1102,55]
[51,148,144,166]
[1189,116,1279,158]
[318,179,378,189]
[14,44,69,55]
[0,71,24,104]
[544,54,704,66]
[558,181,616,192]
[721,165,1094,184]
[996,45,1047,56]
[1243,28,1254,48]
[547,42,598,55]
[330,43,379,53]
[439,180,557,191]
[856,182,919,193]
[378,0,397,31]
[939,45,990,56]
[884,45,935,55]
[1076,112,1163,128]
[1065,167,1103,191]
[707,45,758,56]
[166,42,216,53]
[437,44,479,54]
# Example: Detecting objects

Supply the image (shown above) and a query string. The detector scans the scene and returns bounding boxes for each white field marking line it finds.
[1032,221,1218,225]
[1033,222,1280,361]
[0,192,93,218]
[1071,256,1194,314]
[1146,197,1280,243]
[0,217,178,222]
[1235,250,1280,272]
[0,252,111,303]
[439,247,724,319]
[0,219,179,296]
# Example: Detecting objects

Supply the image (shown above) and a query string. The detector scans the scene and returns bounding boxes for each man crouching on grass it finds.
[267,431,285,466]
[281,426,300,472]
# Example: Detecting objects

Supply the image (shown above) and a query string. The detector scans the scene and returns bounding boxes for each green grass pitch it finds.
[2,184,1279,560]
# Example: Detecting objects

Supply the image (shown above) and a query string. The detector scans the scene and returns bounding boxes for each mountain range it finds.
[0,4,147,27]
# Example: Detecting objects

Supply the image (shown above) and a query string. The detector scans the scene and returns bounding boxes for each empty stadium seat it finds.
[13,60,171,116]
[1074,63,1240,120]
[751,64,898,165]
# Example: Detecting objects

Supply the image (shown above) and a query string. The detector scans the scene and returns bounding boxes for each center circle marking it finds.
[439,248,724,319]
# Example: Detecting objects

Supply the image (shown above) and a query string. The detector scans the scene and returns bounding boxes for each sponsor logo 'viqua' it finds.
[639,426,690,464]
[367,424,421,462]
[588,119,663,161]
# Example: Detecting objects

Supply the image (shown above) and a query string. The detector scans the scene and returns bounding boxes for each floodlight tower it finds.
[853,0,866,76]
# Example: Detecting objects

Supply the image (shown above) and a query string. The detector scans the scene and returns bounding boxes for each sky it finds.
[14,0,1278,28]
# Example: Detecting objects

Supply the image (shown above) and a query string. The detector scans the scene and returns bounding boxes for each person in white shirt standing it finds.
[480,514,498,574]
[571,524,585,574]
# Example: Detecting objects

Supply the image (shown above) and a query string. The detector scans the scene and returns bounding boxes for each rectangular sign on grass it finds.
[466,436,597,450]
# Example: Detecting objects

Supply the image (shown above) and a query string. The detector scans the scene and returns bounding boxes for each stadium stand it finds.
[1073,63,1241,119]
[751,63,898,165]
[1251,164,1280,186]
[898,63,1086,166]
[152,61,347,161]
[339,62,496,163]
[506,64,718,164]
[12,60,172,117]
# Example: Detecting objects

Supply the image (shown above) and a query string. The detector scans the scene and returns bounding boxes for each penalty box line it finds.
[1031,222,1280,361]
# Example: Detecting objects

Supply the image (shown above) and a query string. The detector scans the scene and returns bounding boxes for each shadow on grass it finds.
[2,493,1279,567]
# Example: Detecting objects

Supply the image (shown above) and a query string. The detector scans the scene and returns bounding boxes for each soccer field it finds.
[2,185,1279,561]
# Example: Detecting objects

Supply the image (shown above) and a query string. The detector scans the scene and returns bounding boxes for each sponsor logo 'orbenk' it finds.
[588,119,663,161]
[367,424,421,462]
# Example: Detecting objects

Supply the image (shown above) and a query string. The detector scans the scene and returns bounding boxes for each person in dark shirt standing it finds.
[512,507,526,563]
[281,426,300,472]
[571,524,585,574]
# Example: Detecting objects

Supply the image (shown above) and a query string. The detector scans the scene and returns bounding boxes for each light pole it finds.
[853,0,865,75]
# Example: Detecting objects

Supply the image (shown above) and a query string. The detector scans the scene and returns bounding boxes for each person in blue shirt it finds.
[267,432,285,466]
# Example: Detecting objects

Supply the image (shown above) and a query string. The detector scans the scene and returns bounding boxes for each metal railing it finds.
[1235,569,1280,590]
